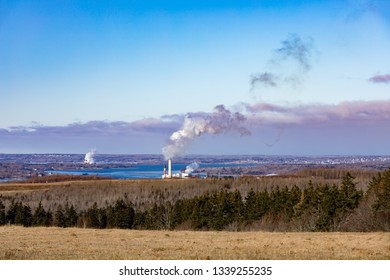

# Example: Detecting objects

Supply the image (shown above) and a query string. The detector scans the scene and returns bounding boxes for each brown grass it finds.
[0,226,388,260]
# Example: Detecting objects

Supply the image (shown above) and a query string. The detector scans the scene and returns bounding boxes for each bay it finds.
[50,163,254,179]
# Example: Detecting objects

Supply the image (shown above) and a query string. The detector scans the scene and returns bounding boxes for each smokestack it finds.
[168,159,172,178]
[164,164,167,177]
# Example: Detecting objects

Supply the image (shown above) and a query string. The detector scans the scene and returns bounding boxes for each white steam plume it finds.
[84,148,96,164]
[184,162,199,174]
[162,105,250,160]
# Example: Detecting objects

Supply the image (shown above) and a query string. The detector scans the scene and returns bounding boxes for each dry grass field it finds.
[0,226,389,260]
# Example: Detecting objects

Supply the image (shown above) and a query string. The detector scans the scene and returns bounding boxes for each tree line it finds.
[1,171,389,231]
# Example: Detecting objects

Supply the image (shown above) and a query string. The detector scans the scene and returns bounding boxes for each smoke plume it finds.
[84,148,96,164]
[162,99,390,158]
[184,162,199,174]
[260,129,284,147]
[250,72,278,88]
[162,105,250,159]
[276,33,314,71]
[251,33,315,89]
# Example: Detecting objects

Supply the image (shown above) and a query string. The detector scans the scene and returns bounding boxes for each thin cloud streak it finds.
[243,100,390,126]
[368,74,390,83]
[1,119,182,137]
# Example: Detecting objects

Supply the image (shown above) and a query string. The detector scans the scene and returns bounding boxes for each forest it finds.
[0,169,389,232]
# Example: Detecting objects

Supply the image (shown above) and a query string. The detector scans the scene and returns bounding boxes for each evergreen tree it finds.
[269,186,291,217]
[14,202,25,225]
[368,172,382,192]
[293,181,319,231]
[33,201,52,226]
[315,184,339,231]
[133,211,147,229]
[6,200,17,224]
[107,199,134,229]
[22,205,33,227]
[87,203,98,228]
[171,198,193,229]
[143,203,158,229]
[285,185,301,220]
[366,170,390,230]
[372,169,390,212]
[208,190,227,230]
[87,202,107,229]
[339,172,362,211]
[4,201,32,227]
[256,189,270,218]
[171,200,185,227]
[228,189,244,230]
[54,205,66,227]
[244,189,258,222]
[294,181,318,216]
[191,193,212,229]
[64,204,78,227]
[229,190,244,225]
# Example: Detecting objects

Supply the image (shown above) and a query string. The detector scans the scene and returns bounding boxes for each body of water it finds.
[49,163,254,179]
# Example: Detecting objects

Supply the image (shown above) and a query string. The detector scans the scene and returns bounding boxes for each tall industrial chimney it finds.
[168,159,172,178]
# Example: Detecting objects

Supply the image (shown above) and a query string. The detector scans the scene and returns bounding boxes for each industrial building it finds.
[162,159,206,179]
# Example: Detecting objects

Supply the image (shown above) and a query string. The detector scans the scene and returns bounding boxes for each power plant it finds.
[162,160,204,179]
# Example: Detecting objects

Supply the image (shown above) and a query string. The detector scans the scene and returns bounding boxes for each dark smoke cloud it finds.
[368,74,390,84]
[251,33,315,89]
[276,33,314,71]
[250,72,278,88]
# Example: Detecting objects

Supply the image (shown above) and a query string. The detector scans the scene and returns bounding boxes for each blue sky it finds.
[1,0,390,155]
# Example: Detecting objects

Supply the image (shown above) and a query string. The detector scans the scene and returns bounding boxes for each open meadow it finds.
[0,226,389,260]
